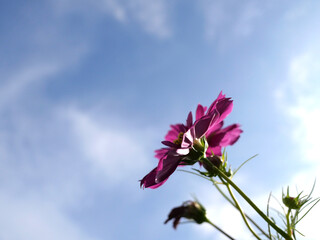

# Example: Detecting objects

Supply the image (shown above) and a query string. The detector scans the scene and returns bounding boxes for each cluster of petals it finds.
[140,92,242,189]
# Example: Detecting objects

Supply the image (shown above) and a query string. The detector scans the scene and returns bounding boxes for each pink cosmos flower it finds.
[140,92,242,189]
[205,122,242,156]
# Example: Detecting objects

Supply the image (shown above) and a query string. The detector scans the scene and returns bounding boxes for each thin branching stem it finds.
[220,176,262,240]
[286,208,292,238]
[212,179,270,239]
[205,218,236,240]
[213,166,292,240]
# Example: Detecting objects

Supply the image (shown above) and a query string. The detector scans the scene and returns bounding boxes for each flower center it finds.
[173,132,184,145]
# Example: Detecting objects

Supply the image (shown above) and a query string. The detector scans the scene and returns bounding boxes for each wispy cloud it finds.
[233,2,261,37]
[200,200,253,239]
[100,0,127,22]
[0,100,152,239]
[63,106,151,184]
[273,51,320,239]
[129,0,171,38]
[0,1,88,109]
[189,50,320,239]
[200,0,262,41]
[276,52,320,163]
[0,63,59,108]
[0,105,98,240]
[289,53,318,86]
[0,193,99,240]
[195,172,272,240]
[0,2,158,238]
[54,0,171,38]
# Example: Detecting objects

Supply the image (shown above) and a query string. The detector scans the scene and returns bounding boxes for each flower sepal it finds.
[200,151,233,178]
[282,187,307,210]
[164,200,207,229]
[192,137,208,155]
[200,155,222,177]
[181,137,208,165]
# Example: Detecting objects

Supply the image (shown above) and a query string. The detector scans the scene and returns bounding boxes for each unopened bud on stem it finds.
[164,201,207,229]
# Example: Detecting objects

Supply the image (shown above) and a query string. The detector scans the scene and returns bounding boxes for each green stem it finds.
[180,169,270,238]
[214,166,292,240]
[286,209,292,238]
[205,218,236,240]
[212,179,271,239]
[221,177,261,240]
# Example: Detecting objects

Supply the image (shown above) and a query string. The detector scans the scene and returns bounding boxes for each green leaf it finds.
[233,154,258,175]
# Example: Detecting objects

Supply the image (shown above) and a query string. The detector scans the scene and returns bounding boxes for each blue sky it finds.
[1,1,320,239]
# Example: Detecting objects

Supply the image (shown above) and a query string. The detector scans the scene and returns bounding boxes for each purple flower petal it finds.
[218,124,242,146]
[155,148,168,159]
[196,104,206,120]
[206,124,242,156]
[215,98,233,123]
[206,146,223,156]
[194,111,219,138]
[162,141,178,148]
[207,91,226,113]
[140,167,168,189]
[181,127,195,148]
[186,111,193,128]
[155,154,182,184]
[165,124,186,142]
[206,121,224,137]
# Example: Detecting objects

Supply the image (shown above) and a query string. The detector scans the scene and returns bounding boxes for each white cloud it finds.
[283,4,307,21]
[289,53,313,85]
[284,52,320,163]
[289,101,320,163]
[53,0,171,38]
[272,51,320,239]
[288,170,320,239]
[0,63,59,108]
[0,99,152,239]
[0,3,158,238]
[63,107,151,184]
[129,0,171,38]
[233,3,261,37]
[0,1,88,110]
[189,174,261,240]
[201,0,262,41]
[203,201,254,240]
[0,106,101,240]
[201,0,225,40]
[195,172,320,239]
[0,193,99,240]
[101,0,127,22]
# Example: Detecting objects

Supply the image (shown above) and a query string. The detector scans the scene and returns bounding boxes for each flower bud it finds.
[202,155,222,177]
[283,196,301,210]
[164,201,207,229]
[282,187,305,210]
